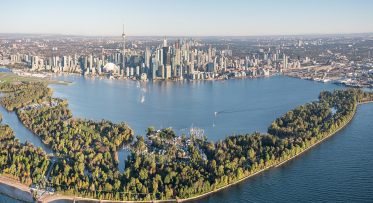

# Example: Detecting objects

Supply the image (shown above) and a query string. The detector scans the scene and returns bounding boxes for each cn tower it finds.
[122,20,125,73]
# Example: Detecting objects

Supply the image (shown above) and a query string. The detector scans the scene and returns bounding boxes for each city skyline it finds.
[2,0,373,37]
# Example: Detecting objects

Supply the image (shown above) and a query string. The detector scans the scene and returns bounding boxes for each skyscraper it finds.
[208,62,214,72]
[62,56,67,68]
[163,37,168,66]
[160,64,165,78]
[151,56,157,80]
[165,65,171,79]
[122,20,126,72]
[283,54,287,69]
[68,56,71,67]
[84,56,87,70]
[245,56,250,68]
[89,55,92,70]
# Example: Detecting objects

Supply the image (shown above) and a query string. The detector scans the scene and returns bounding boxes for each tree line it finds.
[0,82,53,111]
[0,139,49,186]
[0,113,15,141]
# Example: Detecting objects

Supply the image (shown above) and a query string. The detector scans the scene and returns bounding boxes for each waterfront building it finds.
[190,58,194,74]
[165,65,171,79]
[245,56,250,69]
[89,55,92,70]
[179,64,183,77]
[283,54,287,69]
[151,56,157,80]
[62,56,67,68]
[141,73,147,80]
[163,38,168,66]
[103,63,117,73]
[160,64,165,78]
[84,56,88,71]
[136,66,140,77]
[208,62,214,72]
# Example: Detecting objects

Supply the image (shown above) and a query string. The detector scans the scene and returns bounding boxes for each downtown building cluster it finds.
[1,34,325,81]
[1,41,304,81]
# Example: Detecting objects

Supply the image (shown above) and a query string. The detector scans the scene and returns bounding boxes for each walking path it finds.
[0,73,9,79]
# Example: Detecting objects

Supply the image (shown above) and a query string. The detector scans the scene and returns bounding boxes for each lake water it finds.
[0,68,372,202]
[48,74,348,173]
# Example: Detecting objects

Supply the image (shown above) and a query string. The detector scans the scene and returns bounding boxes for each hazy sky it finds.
[2,0,373,36]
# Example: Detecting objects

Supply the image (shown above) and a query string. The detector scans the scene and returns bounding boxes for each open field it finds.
[79,125,100,135]
[0,72,72,85]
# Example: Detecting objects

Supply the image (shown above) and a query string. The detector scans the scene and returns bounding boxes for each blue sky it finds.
[2,0,373,36]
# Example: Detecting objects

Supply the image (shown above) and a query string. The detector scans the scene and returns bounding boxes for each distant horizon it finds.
[1,32,373,38]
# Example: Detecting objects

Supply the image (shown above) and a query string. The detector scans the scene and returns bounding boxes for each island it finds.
[0,82,372,202]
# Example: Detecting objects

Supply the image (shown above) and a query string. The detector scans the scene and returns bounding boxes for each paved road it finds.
[45,154,58,180]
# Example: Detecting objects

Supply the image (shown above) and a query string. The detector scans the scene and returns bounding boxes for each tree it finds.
[146,127,155,136]
[9,164,16,175]
[90,183,95,192]
[114,179,121,191]
[139,168,148,180]
[64,165,70,177]
[156,155,164,164]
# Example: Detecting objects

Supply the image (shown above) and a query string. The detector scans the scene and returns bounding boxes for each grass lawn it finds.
[0,72,72,85]
[79,125,100,135]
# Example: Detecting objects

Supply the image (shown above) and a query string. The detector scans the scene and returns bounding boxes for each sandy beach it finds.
[0,176,33,202]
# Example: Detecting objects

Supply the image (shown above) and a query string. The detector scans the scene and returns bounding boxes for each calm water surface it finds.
[49,74,348,172]
[0,69,372,202]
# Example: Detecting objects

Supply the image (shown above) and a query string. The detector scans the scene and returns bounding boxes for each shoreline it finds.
[0,176,34,203]
[179,101,361,202]
[275,105,356,168]
[54,69,274,82]
[40,165,274,203]
[4,65,275,83]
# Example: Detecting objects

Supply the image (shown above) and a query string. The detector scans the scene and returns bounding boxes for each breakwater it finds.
[0,189,32,203]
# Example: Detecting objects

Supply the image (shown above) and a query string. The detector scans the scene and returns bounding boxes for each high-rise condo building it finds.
[163,37,168,66]
[122,21,126,72]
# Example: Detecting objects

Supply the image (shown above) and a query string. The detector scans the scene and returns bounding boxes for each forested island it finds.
[0,82,53,111]
[0,113,15,141]
[0,82,372,202]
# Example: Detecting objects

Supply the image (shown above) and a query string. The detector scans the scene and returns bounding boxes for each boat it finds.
[215,112,217,115]
[213,122,215,127]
